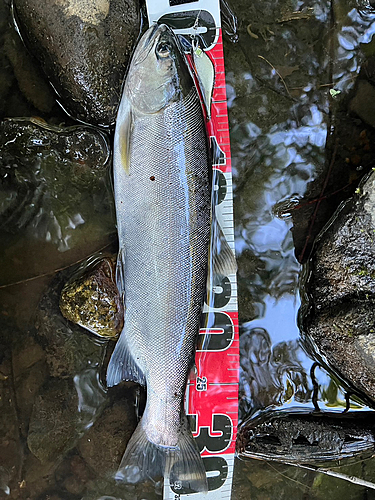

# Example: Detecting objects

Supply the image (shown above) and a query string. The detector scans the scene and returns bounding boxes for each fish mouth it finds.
[133,24,173,66]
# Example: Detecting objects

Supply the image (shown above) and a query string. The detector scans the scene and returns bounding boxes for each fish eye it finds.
[156,41,172,58]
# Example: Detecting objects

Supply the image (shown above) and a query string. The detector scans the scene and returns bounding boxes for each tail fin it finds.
[115,415,208,494]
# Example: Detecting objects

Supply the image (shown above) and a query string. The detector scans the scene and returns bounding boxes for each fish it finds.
[106,24,211,493]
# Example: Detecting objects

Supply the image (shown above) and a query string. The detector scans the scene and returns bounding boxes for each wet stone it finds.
[29,267,108,467]
[237,410,375,465]
[21,453,61,499]
[35,267,108,379]
[78,391,138,476]
[60,254,123,340]
[53,453,94,497]
[349,80,375,128]
[13,0,141,127]
[27,378,82,463]
[12,335,48,437]
[301,171,375,406]
[3,29,57,115]
[27,374,106,465]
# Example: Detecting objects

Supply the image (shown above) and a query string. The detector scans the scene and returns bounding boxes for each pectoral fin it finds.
[116,99,133,175]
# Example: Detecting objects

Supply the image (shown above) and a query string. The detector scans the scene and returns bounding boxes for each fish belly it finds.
[114,89,210,411]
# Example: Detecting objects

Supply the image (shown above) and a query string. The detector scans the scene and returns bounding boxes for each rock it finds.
[0,358,22,497]
[78,389,138,476]
[0,1,68,122]
[237,409,375,464]
[27,376,106,463]
[78,384,163,500]
[12,335,48,437]
[3,29,56,114]
[301,171,375,406]
[53,453,94,497]
[16,360,49,437]
[29,265,109,466]
[349,80,375,128]
[12,335,45,380]
[0,118,116,286]
[60,254,123,340]
[27,378,81,462]
[35,267,109,379]
[20,453,61,499]
[13,0,141,127]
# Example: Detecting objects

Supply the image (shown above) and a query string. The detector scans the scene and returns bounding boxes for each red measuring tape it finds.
[145,3,239,499]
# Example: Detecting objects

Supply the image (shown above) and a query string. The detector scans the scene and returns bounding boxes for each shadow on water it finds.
[2,0,375,498]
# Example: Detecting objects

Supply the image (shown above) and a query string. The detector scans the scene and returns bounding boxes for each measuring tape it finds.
[145,2,239,499]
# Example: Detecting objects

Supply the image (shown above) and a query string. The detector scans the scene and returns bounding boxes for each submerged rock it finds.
[28,267,109,463]
[300,171,375,406]
[35,267,109,379]
[12,335,48,437]
[60,254,123,340]
[27,378,82,463]
[13,0,141,126]
[78,390,137,476]
[0,357,22,497]
[237,409,375,465]
[0,118,115,285]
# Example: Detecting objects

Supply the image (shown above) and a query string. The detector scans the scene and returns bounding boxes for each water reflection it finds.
[334,3,375,92]
[0,466,10,496]
[74,368,107,428]
[239,324,312,420]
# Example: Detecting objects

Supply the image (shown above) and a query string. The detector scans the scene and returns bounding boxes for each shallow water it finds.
[2,0,375,498]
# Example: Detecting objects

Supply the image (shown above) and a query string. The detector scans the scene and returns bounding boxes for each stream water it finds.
[1,0,375,498]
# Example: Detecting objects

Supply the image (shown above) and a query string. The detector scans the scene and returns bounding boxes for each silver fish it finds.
[106,24,210,492]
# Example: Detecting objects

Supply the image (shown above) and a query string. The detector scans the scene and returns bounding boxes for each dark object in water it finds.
[13,0,141,127]
[299,171,375,408]
[237,409,375,465]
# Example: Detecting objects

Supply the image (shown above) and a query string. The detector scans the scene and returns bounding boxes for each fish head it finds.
[125,24,192,113]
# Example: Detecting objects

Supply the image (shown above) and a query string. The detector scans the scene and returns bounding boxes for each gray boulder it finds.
[301,171,375,406]
[13,0,141,126]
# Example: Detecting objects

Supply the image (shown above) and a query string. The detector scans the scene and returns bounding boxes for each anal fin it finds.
[106,325,145,387]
